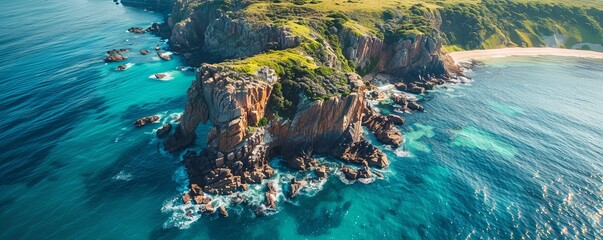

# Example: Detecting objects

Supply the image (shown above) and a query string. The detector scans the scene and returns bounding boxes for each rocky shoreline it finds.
[119,0,469,217]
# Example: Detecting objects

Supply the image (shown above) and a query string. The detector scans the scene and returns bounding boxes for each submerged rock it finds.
[104,49,128,62]
[134,116,160,127]
[140,49,150,55]
[155,73,168,80]
[157,51,171,61]
[127,27,145,34]
[116,65,127,71]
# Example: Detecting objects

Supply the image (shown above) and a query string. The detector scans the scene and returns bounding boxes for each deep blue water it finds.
[1,1,602,239]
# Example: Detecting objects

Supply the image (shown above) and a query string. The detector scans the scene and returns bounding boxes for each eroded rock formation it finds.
[164,64,390,195]
[362,105,404,147]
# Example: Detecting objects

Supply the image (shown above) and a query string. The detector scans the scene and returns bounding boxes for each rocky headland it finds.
[152,0,466,212]
[121,0,603,216]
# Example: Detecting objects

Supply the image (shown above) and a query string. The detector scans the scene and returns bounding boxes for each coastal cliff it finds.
[157,0,602,200]
[165,64,388,195]
[161,0,463,197]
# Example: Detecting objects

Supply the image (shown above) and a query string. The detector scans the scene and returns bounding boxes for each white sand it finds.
[449,47,603,62]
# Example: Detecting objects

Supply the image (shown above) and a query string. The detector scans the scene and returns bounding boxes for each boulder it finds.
[104,49,128,62]
[219,206,229,217]
[264,182,277,209]
[341,165,372,181]
[140,49,150,55]
[156,124,172,138]
[104,55,127,62]
[394,82,407,91]
[289,178,306,199]
[202,204,215,214]
[408,101,424,111]
[387,115,405,125]
[341,166,358,181]
[155,73,168,80]
[134,116,160,127]
[415,81,436,90]
[313,165,328,179]
[362,107,403,147]
[190,184,203,195]
[127,27,145,34]
[357,165,373,179]
[231,193,248,205]
[194,195,212,205]
[407,84,425,94]
[391,94,408,106]
[116,65,127,71]
[182,193,192,204]
[157,51,171,61]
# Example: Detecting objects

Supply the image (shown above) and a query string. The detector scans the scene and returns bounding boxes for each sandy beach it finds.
[449,47,603,62]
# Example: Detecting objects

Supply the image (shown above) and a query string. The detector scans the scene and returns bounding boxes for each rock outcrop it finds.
[134,116,160,127]
[157,51,171,61]
[128,27,145,34]
[341,165,372,181]
[289,178,306,199]
[104,49,128,62]
[362,105,404,147]
[164,64,390,195]
[392,94,424,112]
[165,64,276,194]
[156,0,470,200]
[156,124,172,138]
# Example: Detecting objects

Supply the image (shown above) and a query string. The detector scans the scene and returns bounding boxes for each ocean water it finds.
[1,1,602,239]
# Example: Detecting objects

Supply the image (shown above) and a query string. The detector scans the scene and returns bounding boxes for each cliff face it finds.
[266,73,387,169]
[167,1,461,80]
[340,29,460,81]
[166,65,387,194]
[169,0,301,63]
[165,65,274,153]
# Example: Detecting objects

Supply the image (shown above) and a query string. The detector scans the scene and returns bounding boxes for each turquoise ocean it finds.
[0,1,602,239]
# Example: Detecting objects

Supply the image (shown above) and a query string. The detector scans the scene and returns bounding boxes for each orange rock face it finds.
[165,65,391,195]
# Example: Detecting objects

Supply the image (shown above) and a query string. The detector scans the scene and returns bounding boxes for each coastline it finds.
[448,47,603,62]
